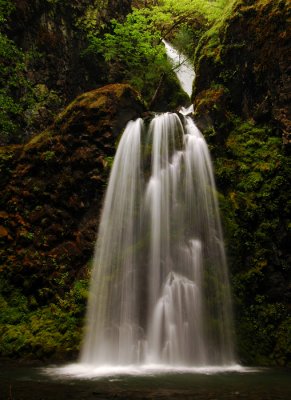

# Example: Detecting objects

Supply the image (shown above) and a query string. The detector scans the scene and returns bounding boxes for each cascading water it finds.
[80,43,235,368]
[163,40,195,98]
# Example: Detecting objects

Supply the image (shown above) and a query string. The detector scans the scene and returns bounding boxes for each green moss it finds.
[0,0,40,144]
[193,0,236,70]
[211,118,291,366]
[23,129,53,151]
[234,296,290,366]
[0,277,89,359]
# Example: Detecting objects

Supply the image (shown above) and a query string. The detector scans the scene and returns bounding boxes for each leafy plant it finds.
[84,1,230,103]
[0,276,89,359]
[0,1,37,143]
[85,9,169,101]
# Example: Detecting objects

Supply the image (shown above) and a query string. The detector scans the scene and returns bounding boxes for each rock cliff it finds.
[0,84,145,359]
[3,0,132,140]
[194,0,290,148]
[193,0,290,366]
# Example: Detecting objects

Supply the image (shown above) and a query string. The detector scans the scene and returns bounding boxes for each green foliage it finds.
[84,1,230,104]
[0,34,28,140]
[86,9,170,102]
[211,118,291,366]
[193,0,238,68]
[0,0,14,23]
[234,295,290,366]
[75,0,108,33]
[0,1,37,143]
[42,150,56,162]
[137,0,229,28]
[172,25,200,58]
[104,156,114,169]
[0,40,61,144]
[0,277,89,359]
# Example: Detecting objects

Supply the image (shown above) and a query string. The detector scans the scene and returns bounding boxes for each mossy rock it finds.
[192,0,291,366]
[55,83,145,137]
[0,83,145,360]
[194,0,290,148]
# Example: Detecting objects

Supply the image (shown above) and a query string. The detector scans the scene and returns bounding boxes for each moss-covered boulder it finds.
[193,0,291,366]
[0,83,145,360]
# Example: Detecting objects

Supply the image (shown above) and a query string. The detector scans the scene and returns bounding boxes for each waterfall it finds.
[163,40,195,98]
[80,43,235,367]
[81,119,143,364]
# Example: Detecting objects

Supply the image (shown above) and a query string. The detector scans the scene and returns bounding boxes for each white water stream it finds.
[163,40,195,97]
[80,110,235,367]
[73,43,235,373]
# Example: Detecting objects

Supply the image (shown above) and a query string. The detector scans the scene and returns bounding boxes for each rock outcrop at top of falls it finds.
[0,84,145,359]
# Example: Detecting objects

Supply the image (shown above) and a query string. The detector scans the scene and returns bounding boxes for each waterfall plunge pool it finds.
[0,361,290,400]
[45,363,255,378]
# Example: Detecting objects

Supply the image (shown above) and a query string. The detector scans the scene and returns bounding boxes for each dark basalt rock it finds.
[193,0,290,149]
[192,0,291,367]
[5,0,133,139]
[8,0,132,98]
[0,84,145,359]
